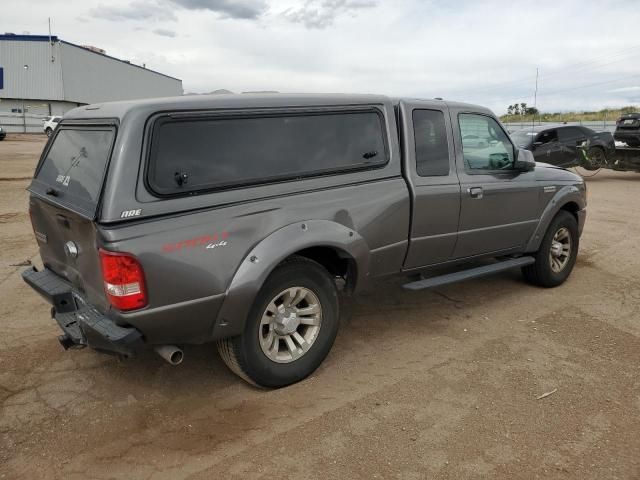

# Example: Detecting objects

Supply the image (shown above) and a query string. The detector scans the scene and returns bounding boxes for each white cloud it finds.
[153,28,178,37]
[4,0,640,113]
[608,86,640,93]
[282,0,377,29]
[90,1,177,21]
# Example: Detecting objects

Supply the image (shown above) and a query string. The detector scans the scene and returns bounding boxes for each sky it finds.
[3,0,640,114]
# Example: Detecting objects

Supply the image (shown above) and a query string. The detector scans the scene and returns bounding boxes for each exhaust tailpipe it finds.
[154,345,184,365]
[58,334,76,350]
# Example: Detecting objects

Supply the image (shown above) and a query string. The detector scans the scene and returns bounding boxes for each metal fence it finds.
[504,120,618,134]
[0,113,47,134]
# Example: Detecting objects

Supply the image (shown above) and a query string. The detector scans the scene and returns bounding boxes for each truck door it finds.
[400,101,461,269]
[450,109,540,259]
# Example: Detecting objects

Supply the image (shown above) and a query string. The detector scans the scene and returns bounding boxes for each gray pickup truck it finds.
[23,94,586,387]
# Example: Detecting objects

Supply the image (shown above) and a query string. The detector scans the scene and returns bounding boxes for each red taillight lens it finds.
[99,249,147,311]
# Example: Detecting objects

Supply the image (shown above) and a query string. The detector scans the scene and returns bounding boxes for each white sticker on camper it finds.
[120,209,142,218]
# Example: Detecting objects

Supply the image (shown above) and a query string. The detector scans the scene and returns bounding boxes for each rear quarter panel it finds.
[98,100,410,343]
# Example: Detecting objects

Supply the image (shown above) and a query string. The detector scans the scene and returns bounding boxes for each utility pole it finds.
[48,17,55,62]
[22,65,29,133]
[532,67,539,130]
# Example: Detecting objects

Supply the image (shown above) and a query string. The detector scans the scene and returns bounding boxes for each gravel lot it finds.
[1,134,639,479]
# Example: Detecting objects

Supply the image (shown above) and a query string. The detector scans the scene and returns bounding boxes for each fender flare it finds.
[525,185,586,252]
[213,220,371,339]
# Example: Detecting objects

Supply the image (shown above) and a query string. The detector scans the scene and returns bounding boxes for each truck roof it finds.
[62,93,490,120]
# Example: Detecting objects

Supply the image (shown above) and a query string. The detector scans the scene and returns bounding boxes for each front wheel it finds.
[522,210,579,287]
[45,128,53,137]
[582,146,606,170]
[217,256,339,388]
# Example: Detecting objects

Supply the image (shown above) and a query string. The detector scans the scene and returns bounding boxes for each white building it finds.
[0,34,183,132]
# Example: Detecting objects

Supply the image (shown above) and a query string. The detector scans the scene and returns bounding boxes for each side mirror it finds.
[532,141,543,148]
[514,148,536,172]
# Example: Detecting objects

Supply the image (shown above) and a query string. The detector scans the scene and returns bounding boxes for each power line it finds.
[467,72,640,106]
[536,73,640,97]
[467,43,640,94]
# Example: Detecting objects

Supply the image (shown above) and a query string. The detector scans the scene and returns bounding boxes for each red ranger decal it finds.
[162,231,229,253]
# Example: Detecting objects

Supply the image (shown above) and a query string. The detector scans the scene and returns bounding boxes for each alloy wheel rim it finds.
[258,287,322,363]
[549,227,571,273]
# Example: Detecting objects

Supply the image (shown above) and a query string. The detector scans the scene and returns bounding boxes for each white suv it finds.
[43,116,62,137]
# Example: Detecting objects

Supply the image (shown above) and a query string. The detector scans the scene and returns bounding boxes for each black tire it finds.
[522,210,579,288]
[45,128,53,137]
[217,256,339,388]
[583,146,606,170]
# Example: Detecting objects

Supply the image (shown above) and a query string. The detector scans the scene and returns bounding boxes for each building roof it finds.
[0,33,181,82]
[0,34,59,42]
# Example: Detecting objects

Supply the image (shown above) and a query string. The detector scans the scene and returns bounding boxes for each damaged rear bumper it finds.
[22,267,142,357]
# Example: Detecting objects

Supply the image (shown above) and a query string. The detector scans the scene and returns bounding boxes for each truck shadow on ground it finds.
[65,268,543,395]
[2,264,602,479]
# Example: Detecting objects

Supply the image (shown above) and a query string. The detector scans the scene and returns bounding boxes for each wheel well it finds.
[560,201,580,222]
[290,246,357,294]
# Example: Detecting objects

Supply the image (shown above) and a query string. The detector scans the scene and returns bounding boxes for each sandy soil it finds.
[0,134,639,479]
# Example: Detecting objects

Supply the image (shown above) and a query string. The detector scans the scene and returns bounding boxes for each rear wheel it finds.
[217,256,339,388]
[45,128,53,137]
[522,210,579,287]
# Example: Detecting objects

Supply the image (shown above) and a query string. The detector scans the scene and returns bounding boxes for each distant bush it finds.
[500,106,638,123]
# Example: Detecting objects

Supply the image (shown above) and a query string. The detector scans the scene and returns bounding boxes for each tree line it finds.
[506,103,539,116]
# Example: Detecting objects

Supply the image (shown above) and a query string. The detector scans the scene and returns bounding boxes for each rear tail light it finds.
[99,249,147,311]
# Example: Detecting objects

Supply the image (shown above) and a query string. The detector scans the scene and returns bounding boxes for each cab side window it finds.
[536,129,558,144]
[413,109,450,176]
[459,114,514,170]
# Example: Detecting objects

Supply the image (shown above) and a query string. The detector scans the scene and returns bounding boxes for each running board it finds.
[402,257,535,291]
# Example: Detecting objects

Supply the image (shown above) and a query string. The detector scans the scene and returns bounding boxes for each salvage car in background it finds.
[511,125,615,169]
[614,112,640,147]
[42,116,62,137]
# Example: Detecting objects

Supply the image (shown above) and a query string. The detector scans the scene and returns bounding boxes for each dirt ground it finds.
[0,134,639,479]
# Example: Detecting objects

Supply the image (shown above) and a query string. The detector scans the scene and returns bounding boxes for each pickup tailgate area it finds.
[29,198,109,311]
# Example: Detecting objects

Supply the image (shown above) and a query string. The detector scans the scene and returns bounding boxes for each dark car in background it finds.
[511,125,615,169]
[0,126,6,141]
[614,112,640,147]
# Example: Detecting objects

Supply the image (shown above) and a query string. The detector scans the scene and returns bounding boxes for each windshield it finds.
[510,130,536,148]
[31,127,115,217]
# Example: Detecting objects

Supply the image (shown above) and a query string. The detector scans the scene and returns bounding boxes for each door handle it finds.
[468,187,483,199]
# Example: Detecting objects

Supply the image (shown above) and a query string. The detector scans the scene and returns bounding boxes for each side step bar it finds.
[403,257,535,291]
